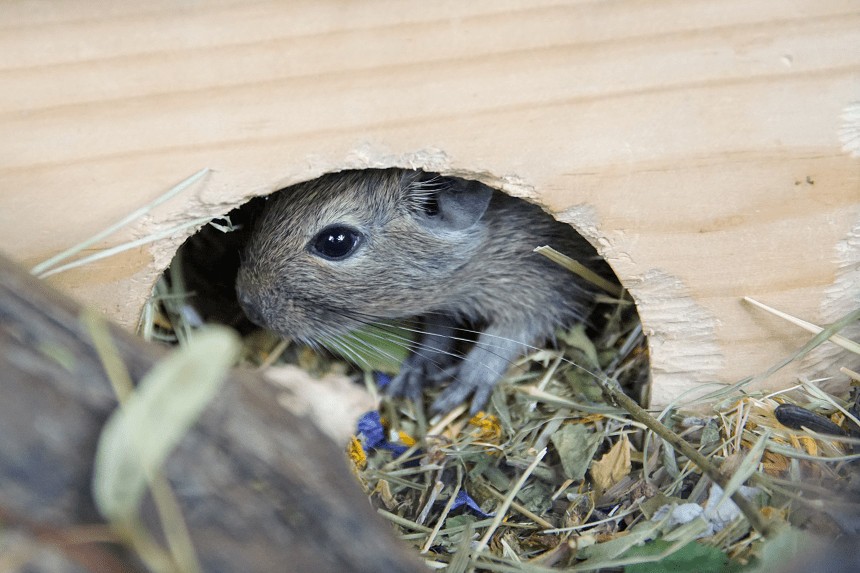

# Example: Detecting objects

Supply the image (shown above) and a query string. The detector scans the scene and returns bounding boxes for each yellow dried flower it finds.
[347,435,367,470]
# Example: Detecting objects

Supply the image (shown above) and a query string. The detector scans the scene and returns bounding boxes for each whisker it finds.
[349,312,530,358]
[351,324,466,377]
[339,308,613,385]
[345,315,521,371]
[321,335,371,370]
[340,330,406,369]
[291,305,634,408]
[359,322,467,362]
[338,325,466,382]
[335,312,554,385]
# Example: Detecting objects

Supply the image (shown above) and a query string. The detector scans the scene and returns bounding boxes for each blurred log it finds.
[0,252,422,573]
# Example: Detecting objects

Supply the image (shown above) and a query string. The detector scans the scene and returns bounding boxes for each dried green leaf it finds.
[744,526,826,573]
[558,323,600,368]
[623,540,743,573]
[550,423,602,481]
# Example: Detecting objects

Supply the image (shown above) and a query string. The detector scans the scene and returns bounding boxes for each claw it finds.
[469,384,494,415]
[431,377,496,414]
[386,363,425,401]
[386,342,457,401]
[430,382,472,414]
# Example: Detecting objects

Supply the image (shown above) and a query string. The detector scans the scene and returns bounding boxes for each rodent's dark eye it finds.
[310,225,362,260]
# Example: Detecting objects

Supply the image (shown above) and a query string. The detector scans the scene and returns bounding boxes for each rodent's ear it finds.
[410,175,493,232]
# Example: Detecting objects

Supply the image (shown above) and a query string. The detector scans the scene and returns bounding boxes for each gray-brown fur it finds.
[236,168,611,413]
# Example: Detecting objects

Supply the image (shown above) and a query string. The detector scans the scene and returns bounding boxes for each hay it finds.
[144,223,859,571]
[343,297,859,572]
[34,169,860,571]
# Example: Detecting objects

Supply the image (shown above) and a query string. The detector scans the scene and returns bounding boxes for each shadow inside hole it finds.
[160,197,266,336]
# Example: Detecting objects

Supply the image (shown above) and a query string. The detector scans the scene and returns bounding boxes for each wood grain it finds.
[0,0,858,406]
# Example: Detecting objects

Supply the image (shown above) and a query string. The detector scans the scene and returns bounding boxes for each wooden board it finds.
[1,0,858,407]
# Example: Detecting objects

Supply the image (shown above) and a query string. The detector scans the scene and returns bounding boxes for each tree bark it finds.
[0,252,422,573]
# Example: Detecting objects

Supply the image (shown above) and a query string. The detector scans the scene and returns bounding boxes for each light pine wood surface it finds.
[1,0,858,406]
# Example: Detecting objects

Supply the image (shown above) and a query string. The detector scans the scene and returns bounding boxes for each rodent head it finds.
[235,169,493,342]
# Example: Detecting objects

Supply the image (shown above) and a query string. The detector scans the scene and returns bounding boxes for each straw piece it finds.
[31,168,209,277]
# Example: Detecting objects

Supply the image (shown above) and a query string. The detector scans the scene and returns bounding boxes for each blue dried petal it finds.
[375,372,392,389]
[357,411,385,449]
[451,490,493,517]
[356,409,419,462]
[380,442,409,457]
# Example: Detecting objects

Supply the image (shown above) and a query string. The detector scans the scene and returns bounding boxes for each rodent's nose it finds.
[237,290,266,327]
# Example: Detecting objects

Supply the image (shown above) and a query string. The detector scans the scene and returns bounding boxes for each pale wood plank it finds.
[0,0,857,406]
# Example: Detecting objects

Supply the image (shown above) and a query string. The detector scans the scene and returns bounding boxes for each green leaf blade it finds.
[93,326,240,522]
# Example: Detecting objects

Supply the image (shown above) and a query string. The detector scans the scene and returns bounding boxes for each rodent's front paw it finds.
[386,363,425,401]
[431,377,494,415]
[386,346,456,401]
[423,363,459,385]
